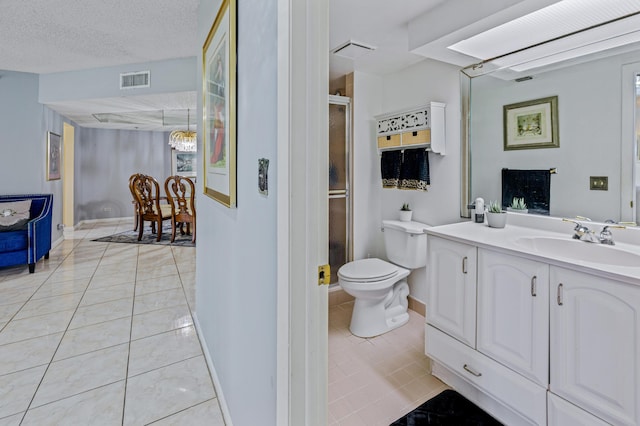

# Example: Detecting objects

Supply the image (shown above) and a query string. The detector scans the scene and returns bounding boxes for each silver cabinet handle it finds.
[557,283,563,306]
[463,364,482,377]
[462,256,468,274]
[531,276,537,297]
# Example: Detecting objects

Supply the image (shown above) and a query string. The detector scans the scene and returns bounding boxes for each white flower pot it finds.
[507,207,528,214]
[487,211,507,228]
[399,210,413,222]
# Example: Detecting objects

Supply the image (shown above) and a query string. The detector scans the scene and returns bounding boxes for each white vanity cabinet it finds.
[477,249,549,387]
[550,267,640,426]
[426,236,477,347]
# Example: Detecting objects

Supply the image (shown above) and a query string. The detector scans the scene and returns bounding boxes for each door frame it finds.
[276,0,329,424]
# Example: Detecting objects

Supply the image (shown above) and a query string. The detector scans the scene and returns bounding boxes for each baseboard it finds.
[408,295,426,316]
[192,312,234,426]
[77,216,132,225]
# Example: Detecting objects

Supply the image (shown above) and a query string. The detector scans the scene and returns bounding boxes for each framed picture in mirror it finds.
[503,96,559,151]
[172,151,197,178]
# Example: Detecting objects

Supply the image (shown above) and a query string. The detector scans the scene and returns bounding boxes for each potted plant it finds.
[507,197,528,213]
[399,203,413,222]
[486,200,507,228]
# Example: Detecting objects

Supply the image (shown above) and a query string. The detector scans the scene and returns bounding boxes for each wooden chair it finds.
[164,175,196,243]
[129,173,172,241]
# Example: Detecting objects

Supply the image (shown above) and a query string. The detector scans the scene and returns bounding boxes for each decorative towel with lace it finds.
[400,148,430,191]
[380,150,402,188]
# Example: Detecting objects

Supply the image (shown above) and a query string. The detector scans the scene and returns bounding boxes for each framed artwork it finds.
[203,0,237,207]
[47,132,61,181]
[172,151,197,177]
[503,96,559,150]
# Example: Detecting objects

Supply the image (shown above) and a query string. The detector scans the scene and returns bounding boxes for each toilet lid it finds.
[338,258,398,281]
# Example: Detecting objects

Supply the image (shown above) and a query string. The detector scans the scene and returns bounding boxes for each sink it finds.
[515,237,640,267]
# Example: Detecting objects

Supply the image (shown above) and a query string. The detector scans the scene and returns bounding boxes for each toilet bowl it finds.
[338,220,429,338]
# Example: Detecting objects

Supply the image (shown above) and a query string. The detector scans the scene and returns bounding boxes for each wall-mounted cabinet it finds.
[375,101,446,155]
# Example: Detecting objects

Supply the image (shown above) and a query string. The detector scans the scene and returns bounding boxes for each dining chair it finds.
[129,173,172,241]
[164,175,196,243]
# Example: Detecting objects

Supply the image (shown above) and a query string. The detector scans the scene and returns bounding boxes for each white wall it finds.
[348,59,461,304]
[195,0,278,425]
[352,72,384,260]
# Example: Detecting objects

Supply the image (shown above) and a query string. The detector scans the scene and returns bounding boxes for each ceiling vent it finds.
[120,71,150,89]
[331,40,376,59]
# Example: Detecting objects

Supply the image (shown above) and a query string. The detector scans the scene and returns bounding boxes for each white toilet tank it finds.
[382,220,429,269]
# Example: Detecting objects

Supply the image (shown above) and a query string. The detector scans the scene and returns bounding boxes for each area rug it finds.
[390,390,502,426]
[92,224,195,247]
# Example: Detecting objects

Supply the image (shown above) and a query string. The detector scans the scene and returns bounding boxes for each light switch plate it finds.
[258,158,269,195]
[590,176,608,191]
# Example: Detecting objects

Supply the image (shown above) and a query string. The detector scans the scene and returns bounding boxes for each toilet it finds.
[338,219,429,338]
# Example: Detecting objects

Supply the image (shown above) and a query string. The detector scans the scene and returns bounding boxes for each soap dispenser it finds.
[474,197,485,223]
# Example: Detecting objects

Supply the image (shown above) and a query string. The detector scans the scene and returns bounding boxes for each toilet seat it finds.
[338,258,398,282]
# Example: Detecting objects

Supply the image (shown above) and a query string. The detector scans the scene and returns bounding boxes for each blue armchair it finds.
[0,194,53,273]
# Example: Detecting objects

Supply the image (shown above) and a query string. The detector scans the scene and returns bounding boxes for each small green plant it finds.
[488,200,503,213]
[401,203,411,211]
[510,197,527,210]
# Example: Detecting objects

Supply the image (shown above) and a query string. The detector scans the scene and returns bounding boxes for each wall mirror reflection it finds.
[461,4,640,224]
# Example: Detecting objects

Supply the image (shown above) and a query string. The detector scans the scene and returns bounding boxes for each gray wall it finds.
[195,0,279,424]
[0,70,66,242]
[75,127,171,222]
[39,57,197,102]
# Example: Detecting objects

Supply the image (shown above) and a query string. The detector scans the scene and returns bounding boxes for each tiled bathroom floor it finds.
[0,220,224,425]
[328,301,448,425]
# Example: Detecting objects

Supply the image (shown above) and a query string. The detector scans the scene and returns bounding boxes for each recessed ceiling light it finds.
[449,0,640,61]
[331,40,377,59]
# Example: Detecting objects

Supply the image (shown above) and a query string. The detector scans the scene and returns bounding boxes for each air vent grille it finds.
[120,71,150,89]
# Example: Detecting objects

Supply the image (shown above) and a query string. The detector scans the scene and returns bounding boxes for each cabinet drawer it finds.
[402,129,430,145]
[426,325,546,425]
[377,134,400,149]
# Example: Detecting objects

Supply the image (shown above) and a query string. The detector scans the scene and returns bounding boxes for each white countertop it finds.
[425,220,640,286]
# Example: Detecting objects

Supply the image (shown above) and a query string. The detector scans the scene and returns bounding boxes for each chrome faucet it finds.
[563,218,625,245]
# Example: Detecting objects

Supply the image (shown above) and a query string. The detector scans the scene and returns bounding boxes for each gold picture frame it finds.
[503,96,559,151]
[202,0,237,207]
[46,131,61,181]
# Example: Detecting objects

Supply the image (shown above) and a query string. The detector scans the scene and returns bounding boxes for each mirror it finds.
[462,45,640,224]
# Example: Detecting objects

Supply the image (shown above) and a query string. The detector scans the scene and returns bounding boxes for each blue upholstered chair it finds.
[0,194,53,273]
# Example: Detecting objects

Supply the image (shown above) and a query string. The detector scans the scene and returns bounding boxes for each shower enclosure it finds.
[328,95,352,284]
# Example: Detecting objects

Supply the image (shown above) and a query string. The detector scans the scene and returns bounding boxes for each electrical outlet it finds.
[57,224,64,230]
[590,176,608,191]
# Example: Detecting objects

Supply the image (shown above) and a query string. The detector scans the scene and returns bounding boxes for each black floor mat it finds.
[390,390,503,426]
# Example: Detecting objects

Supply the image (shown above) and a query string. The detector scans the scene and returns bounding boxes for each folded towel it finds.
[501,168,551,215]
[400,148,430,191]
[381,150,402,188]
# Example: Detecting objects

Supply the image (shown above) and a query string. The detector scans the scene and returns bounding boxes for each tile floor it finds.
[0,220,224,425]
[328,302,448,426]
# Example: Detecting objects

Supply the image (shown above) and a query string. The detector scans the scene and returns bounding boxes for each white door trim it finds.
[276,0,329,425]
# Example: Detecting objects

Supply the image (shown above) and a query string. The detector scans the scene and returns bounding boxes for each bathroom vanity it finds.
[425,218,640,426]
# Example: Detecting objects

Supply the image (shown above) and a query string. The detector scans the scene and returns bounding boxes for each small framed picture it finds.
[47,132,61,180]
[503,96,559,151]
[172,151,197,177]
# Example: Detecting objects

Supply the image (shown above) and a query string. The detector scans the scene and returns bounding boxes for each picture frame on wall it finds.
[503,96,559,151]
[203,0,237,208]
[47,131,61,181]
[172,151,197,178]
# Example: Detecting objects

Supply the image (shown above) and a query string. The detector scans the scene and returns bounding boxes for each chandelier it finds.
[168,109,197,152]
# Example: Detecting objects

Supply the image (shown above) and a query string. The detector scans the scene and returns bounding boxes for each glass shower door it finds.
[328,95,351,284]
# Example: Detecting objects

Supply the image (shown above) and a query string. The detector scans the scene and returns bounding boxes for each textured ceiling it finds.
[0,0,200,131]
[0,0,200,74]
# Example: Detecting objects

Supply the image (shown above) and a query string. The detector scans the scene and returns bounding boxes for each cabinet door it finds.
[550,267,640,426]
[548,393,609,426]
[477,249,549,386]
[426,236,477,347]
